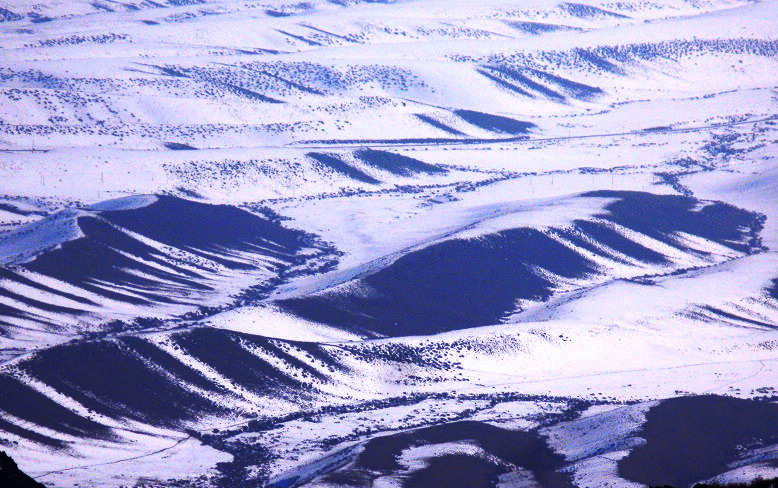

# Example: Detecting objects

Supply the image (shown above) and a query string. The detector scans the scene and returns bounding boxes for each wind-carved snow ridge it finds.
[1,0,778,486]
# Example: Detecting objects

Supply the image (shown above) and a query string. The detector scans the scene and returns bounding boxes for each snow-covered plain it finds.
[0,0,776,486]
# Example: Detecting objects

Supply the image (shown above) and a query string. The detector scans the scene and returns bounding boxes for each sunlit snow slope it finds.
[0,0,776,487]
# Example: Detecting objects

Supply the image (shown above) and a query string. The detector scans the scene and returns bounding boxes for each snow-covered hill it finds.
[0,0,776,486]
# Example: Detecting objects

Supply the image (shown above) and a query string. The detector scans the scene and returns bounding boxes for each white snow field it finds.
[0,0,776,487]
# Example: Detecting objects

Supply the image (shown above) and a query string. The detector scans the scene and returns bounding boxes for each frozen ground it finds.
[0,0,776,487]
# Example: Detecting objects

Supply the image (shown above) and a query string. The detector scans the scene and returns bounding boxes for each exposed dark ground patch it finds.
[21,195,310,292]
[560,2,629,18]
[0,195,330,328]
[0,328,351,440]
[319,421,573,488]
[18,339,228,427]
[526,68,604,100]
[0,202,47,217]
[767,278,778,300]
[170,328,309,395]
[684,478,778,488]
[483,66,565,100]
[504,20,580,35]
[572,48,625,74]
[619,395,778,488]
[163,142,198,150]
[413,114,466,135]
[221,82,285,103]
[307,152,380,184]
[0,452,45,488]
[701,305,777,329]
[353,148,447,176]
[477,68,536,97]
[279,191,765,337]
[454,109,537,135]
[584,190,765,253]
[279,227,597,336]
[99,195,308,261]
[0,375,113,441]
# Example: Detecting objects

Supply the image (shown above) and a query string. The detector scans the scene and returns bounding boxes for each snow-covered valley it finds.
[0,0,776,486]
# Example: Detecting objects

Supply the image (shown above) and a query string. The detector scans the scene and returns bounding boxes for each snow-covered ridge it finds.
[0,195,158,265]
[0,0,777,486]
[278,190,767,337]
[0,195,337,355]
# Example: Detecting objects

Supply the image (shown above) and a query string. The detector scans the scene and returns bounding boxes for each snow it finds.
[86,194,157,211]
[0,0,776,485]
[207,305,361,342]
[0,209,84,265]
